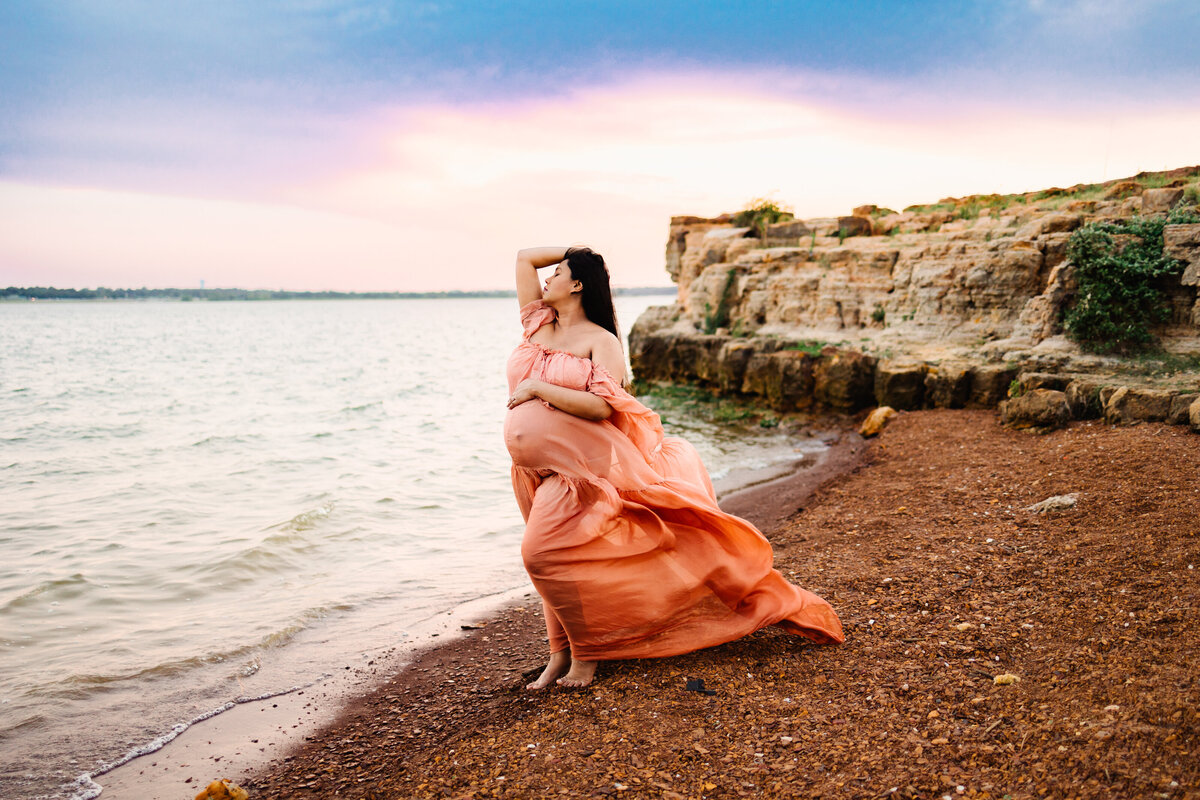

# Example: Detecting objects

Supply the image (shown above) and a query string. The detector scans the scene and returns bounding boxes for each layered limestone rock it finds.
[632,168,1200,427]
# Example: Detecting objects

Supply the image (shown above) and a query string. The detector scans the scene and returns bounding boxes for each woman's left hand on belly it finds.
[509,377,611,420]
[508,379,545,409]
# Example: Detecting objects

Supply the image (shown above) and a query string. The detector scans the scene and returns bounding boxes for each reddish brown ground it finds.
[245,410,1199,800]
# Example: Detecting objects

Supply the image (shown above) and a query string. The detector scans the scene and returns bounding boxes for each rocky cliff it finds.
[630,167,1200,429]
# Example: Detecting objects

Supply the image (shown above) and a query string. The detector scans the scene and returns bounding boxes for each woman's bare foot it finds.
[556,659,597,688]
[525,650,570,690]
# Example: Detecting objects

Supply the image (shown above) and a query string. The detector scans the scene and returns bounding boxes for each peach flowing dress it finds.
[504,301,844,660]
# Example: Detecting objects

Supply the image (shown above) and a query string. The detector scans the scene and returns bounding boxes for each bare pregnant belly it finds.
[505,399,664,490]
[504,401,563,470]
[504,400,612,476]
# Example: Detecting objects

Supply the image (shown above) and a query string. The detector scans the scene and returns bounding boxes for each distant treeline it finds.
[4,286,676,301]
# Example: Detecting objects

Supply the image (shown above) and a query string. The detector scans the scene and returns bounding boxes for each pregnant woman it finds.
[504,246,843,689]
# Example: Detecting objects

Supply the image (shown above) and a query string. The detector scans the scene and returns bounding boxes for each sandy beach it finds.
[103,410,1198,799]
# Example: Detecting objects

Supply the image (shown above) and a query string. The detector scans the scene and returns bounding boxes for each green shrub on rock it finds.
[1062,210,1200,352]
[733,198,794,238]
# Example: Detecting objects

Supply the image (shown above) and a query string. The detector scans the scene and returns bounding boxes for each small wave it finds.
[394,382,427,396]
[191,515,347,583]
[339,400,382,414]
[0,573,89,613]
[190,433,259,447]
[251,603,354,653]
[44,655,225,695]
[477,524,524,540]
[0,712,48,741]
[43,603,356,700]
[271,501,335,532]
[195,539,307,580]
[254,620,312,650]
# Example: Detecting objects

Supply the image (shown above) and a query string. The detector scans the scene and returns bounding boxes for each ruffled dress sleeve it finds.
[585,361,665,462]
[520,299,557,339]
[586,361,717,498]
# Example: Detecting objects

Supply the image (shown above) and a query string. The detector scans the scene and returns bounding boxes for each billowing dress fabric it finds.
[504,301,843,660]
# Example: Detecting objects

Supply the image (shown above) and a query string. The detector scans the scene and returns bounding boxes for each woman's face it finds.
[543,264,580,303]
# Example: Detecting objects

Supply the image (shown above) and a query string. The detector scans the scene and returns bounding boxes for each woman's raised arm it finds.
[515,247,569,308]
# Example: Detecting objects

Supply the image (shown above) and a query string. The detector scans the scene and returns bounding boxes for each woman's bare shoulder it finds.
[587,327,625,377]
[584,323,620,349]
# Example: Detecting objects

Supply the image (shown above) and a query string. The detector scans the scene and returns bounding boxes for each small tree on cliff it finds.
[733,198,794,238]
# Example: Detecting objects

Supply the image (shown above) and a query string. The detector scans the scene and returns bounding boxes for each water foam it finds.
[65,681,325,800]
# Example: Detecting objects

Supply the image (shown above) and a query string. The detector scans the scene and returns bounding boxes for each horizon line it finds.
[4,285,679,299]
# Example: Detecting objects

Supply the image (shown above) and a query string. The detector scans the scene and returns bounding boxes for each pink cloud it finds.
[5,73,1198,291]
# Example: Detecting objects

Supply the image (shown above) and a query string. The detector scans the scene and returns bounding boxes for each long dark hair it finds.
[565,246,619,340]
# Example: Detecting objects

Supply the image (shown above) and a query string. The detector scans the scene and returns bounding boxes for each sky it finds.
[1,0,1198,292]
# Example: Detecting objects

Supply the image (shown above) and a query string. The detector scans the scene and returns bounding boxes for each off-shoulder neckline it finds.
[523,338,591,361]
[520,339,625,385]
[520,300,626,385]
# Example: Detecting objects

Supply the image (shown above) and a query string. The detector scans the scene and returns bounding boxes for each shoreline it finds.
[93,430,863,799]
[89,586,536,799]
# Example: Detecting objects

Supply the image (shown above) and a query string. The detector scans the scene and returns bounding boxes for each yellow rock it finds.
[993,673,1021,686]
[859,406,896,437]
[194,778,249,800]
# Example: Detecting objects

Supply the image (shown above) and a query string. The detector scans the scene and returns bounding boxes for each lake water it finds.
[0,296,820,799]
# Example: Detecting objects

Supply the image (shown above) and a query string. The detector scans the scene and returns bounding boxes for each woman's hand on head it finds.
[515,247,571,308]
[507,379,543,409]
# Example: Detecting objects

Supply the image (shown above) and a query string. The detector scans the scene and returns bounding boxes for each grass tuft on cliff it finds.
[903,165,1200,217]
[732,198,793,238]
